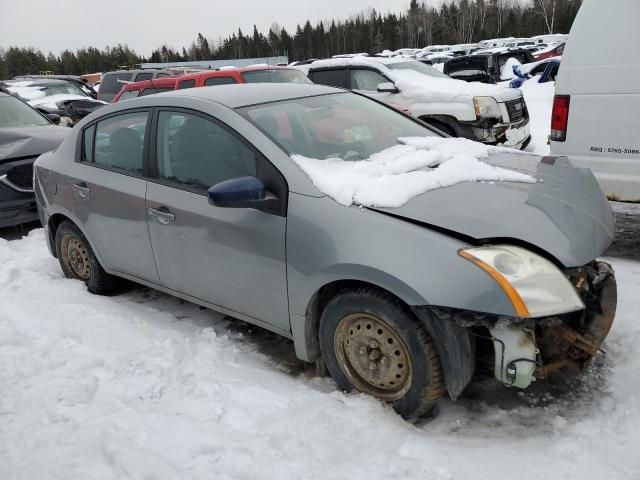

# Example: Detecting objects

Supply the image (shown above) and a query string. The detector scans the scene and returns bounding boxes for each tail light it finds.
[550,95,570,142]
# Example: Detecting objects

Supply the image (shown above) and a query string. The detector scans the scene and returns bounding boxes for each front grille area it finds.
[505,98,528,123]
[4,163,34,191]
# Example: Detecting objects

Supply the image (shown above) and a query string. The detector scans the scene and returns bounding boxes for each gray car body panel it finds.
[34,84,615,366]
[375,154,615,268]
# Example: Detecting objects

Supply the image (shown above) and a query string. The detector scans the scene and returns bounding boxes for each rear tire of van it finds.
[55,220,116,295]
[319,288,445,420]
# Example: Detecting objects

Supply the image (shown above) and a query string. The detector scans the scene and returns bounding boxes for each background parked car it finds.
[444,48,536,83]
[112,76,180,102]
[0,92,68,227]
[14,74,99,99]
[174,65,312,90]
[98,69,173,102]
[302,56,531,148]
[551,0,640,201]
[2,79,106,126]
[534,42,566,61]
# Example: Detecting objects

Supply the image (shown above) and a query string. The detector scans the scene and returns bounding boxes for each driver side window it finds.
[155,111,256,190]
[350,69,388,91]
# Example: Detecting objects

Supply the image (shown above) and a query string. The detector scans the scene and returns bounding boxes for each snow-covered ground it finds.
[1,230,639,479]
[515,77,555,156]
[2,80,640,479]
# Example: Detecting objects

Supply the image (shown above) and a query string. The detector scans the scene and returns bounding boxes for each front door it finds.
[145,110,290,331]
[71,110,159,282]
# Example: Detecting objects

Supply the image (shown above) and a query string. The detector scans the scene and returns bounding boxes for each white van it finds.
[551,0,640,201]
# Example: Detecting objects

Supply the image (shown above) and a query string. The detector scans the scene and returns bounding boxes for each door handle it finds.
[72,183,91,198]
[148,207,175,225]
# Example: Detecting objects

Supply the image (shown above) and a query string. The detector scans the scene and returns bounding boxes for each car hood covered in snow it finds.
[0,125,69,162]
[373,153,615,267]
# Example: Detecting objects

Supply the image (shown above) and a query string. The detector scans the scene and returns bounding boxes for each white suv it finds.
[300,56,531,149]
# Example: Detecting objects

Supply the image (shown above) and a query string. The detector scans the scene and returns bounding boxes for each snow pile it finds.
[28,93,97,110]
[1,230,640,479]
[6,83,47,101]
[518,77,555,156]
[292,136,534,208]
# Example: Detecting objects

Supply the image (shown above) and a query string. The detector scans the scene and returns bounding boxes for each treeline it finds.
[0,0,581,78]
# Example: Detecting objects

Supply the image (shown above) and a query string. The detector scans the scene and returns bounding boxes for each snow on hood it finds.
[291,137,535,208]
[386,68,514,103]
[28,94,105,110]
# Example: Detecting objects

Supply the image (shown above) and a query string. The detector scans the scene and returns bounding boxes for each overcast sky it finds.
[1,0,415,55]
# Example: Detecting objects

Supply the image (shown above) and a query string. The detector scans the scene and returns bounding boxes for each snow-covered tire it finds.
[319,288,445,420]
[54,220,115,295]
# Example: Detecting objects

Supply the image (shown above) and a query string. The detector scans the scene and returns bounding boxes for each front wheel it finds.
[319,289,445,420]
[55,220,115,294]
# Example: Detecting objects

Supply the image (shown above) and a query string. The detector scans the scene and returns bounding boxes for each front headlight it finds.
[458,245,584,318]
[473,96,502,118]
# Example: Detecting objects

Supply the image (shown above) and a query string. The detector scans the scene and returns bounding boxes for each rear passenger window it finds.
[88,112,148,174]
[119,90,140,101]
[177,79,196,90]
[135,72,153,82]
[140,87,174,96]
[309,69,347,88]
[204,76,236,86]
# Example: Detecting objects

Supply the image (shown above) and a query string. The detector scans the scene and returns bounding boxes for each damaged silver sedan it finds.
[34,84,617,420]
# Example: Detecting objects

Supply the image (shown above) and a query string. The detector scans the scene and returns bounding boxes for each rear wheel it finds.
[55,220,115,294]
[319,288,445,420]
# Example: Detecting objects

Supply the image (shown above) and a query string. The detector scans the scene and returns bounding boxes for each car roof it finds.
[123,76,180,91]
[308,56,408,70]
[153,82,342,108]
[5,79,72,87]
[177,65,296,82]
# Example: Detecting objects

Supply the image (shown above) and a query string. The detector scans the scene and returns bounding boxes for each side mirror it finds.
[45,113,61,124]
[208,176,280,212]
[377,82,399,93]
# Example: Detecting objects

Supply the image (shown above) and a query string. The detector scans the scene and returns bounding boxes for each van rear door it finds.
[551,0,640,201]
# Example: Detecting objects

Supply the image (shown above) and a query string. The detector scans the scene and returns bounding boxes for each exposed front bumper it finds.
[471,118,531,149]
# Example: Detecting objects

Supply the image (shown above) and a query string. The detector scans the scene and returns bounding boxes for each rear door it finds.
[70,109,159,282]
[145,108,290,331]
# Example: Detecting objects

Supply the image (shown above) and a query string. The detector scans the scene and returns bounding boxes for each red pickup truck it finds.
[113,65,311,102]
[112,76,180,102]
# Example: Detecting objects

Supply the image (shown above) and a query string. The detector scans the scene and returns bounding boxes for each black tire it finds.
[54,220,116,295]
[319,288,445,420]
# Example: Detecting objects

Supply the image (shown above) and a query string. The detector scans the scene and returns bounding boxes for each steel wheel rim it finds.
[334,312,413,401]
[61,234,91,280]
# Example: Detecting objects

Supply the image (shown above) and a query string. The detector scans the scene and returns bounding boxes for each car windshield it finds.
[0,95,50,128]
[241,69,312,84]
[386,61,449,78]
[41,83,88,97]
[241,92,437,160]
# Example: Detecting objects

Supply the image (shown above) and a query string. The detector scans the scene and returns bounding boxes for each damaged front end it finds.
[424,261,616,394]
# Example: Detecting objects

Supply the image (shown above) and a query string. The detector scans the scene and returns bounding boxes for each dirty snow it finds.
[291,136,534,207]
[1,229,639,480]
